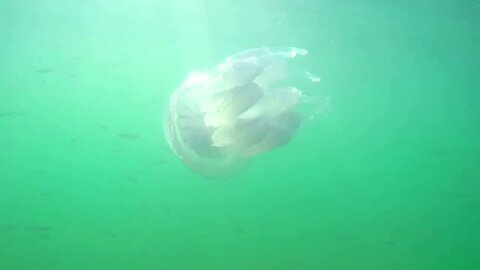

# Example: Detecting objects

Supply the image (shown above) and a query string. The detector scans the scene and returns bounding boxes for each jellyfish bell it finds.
[163,47,325,179]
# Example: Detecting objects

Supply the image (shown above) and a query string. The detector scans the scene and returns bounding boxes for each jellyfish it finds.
[163,47,326,179]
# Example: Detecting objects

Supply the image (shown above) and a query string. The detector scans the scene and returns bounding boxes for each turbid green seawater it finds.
[0,1,479,269]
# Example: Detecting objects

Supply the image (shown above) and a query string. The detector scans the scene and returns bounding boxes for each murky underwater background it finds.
[1,0,479,269]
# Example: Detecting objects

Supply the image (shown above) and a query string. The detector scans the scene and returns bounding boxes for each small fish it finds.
[430,148,449,156]
[102,231,118,238]
[26,226,52,232]
[35,68,55,74]
[102,61,129,68]
[159,203,171,213]
[92,124,108,130]
[2,224,18,231]
[464,203,480,210]
[117,133,140,139]
[384,240,397,246]
[128,176,138,183]
[446,192,469,199]
[0,112,27,117]
[234,227,246,234]
[146,159,166,166]
[32,170,47,175]
[0,112,18,117]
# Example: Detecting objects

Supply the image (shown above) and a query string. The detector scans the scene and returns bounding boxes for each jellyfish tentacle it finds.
[269,47,308,58]
[303,71,321,83]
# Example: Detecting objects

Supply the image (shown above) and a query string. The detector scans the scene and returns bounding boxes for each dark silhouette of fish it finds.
[158,203,171,213]
[0,112,28,117]
[117,133,140,139]
[1,224,18,231]
[35,68,55,74]
[92,124,108,130]
[32,170,47,175]
[26,226,52,232]
[102,231,118,238]
[102,61,130,68]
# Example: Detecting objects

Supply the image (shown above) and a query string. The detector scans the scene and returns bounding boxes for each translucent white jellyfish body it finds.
[164,47,323,179]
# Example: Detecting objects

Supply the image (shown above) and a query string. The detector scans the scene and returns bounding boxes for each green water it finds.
[1,1,479,269]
